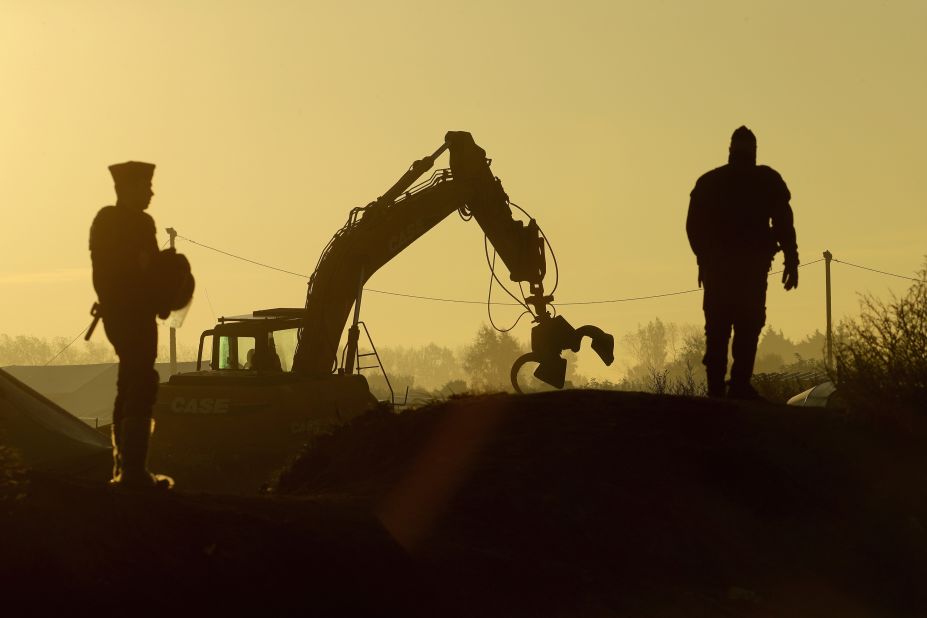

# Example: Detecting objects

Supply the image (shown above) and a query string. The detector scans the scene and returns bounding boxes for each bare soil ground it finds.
[4,390,927,617]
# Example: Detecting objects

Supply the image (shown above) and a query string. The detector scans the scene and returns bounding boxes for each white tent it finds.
[787,381,839,408]
[0,368,110,479]
[5,362,198,426]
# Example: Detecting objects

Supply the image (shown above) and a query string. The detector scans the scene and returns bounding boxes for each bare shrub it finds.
[646,367,670,395]
[831,260,927,416]
[670,359,706,397]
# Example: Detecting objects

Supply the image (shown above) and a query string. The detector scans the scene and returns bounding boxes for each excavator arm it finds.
[291,132,613,391]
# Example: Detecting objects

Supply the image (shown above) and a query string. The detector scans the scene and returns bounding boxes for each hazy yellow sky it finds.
[1,1,924,376]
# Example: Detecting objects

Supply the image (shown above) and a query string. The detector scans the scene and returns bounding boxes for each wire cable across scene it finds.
[173,233,919,309]
[44,326,90,366]
[178,235,310,279]
[45,234,916,366]
[832,259,922,282]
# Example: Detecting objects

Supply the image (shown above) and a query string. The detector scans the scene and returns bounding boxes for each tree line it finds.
[3,320,823,390]
[8,266,921,416]
[0,334,198,366]
[363,320,826,402]
[0,334,116,366]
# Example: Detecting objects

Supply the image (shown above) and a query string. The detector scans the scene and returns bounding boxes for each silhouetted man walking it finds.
[90,161,173,489]
[687,127,799,399]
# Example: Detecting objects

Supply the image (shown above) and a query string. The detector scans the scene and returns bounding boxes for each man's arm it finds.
[768,173,799,289]
[686,180,708,260]
[687,178,710,286]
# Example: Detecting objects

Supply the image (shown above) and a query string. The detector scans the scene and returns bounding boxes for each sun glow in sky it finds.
[1,1,924,376]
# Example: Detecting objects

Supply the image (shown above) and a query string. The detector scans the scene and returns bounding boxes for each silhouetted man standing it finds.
[90,161,173,488]
[687,127,799,399]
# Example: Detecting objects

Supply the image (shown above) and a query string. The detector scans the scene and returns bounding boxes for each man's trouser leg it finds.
[728,277,767,399]
[729,322,763,394]
[110,369,127,480]
[116,353,161,485]
[104,313,168,488]
[702,281,734,398]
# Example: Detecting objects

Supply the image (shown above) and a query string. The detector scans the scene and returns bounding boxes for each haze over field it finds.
[1,1,924,377]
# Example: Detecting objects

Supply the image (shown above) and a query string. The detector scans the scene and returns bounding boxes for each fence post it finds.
[167,227,178,375]
[823,250,833,370]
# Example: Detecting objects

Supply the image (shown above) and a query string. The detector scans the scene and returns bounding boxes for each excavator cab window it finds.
[217,335,236,370]
[270,328,298,372]
[262,333,282,372]
[217,335,257,370]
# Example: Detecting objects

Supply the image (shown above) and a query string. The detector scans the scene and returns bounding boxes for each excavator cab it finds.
[197,311,299,372]
[151,308,376,493]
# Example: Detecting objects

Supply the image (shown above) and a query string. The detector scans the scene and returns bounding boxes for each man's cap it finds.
[109,161,155,185]
[730,126,757,151]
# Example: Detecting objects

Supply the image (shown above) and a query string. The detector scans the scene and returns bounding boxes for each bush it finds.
[0,435,28,502]
[831,260,927,416]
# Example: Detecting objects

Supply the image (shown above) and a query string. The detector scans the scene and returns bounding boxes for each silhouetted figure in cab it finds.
[687,127,799,399]
[90,161,193,489]
[247,337,283,372]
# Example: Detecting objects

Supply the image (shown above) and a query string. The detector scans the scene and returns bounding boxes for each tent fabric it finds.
[5,363,115,396]
[787,381,837,407]
[0,368,110,478]
[5,362,198,426]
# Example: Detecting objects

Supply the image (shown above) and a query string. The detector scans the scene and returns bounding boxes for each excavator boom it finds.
[291,132,613,391]
[293,174,464,375]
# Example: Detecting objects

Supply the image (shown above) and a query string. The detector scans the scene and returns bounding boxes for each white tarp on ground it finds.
[0,367,110,478]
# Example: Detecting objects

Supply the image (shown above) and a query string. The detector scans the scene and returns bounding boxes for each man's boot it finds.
[703,349,728,398]
[116,416,174,490]
[728,330,764,401]
[702,317,731,399]
[706,368,727,398]
[727,381,763,401]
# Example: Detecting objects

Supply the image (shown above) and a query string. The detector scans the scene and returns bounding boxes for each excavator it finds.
[150,131,614,492]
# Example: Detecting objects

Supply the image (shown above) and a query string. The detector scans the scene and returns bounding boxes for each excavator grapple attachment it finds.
[510,315,615,394]
[533,354,568,390]
[575,325,615,366]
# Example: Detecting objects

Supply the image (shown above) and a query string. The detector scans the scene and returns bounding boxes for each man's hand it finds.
[782,260,799,290]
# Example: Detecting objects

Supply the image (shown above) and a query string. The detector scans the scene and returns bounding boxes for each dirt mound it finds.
[3,390,927,616]
[0,472,434,617]
[279,390,927,617]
